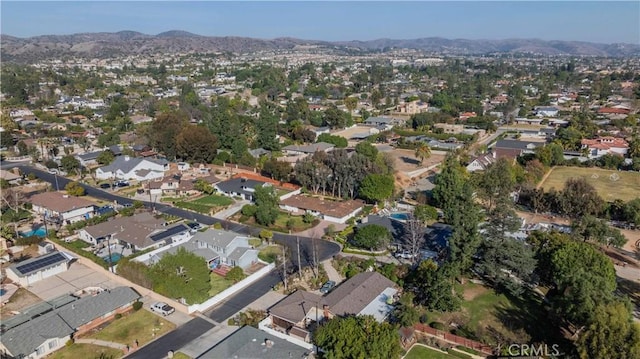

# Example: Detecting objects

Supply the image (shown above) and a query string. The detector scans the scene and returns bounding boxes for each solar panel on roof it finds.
[149,224,188,242]
[15,252,67,275]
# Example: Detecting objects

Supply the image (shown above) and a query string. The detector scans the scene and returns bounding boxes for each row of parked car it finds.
[99,180,130,189]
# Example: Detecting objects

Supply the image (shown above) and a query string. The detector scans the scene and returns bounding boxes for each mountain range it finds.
[2,30,639,62]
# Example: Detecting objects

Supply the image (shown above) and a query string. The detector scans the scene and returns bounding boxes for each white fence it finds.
[187,262,275,314]
[258,318,316,351]
[278,188,301,201]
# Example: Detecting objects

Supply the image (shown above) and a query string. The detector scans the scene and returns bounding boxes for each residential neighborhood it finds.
[1,3,640,358]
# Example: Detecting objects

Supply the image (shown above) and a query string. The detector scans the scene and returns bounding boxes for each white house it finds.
[30,192,96,225]
[466,154,496,172]
[581,137,629,159]
[95,155,168,181]
[6,250,74,286]
[535,106,559,117]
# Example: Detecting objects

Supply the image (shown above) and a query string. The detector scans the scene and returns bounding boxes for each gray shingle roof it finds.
[98,156,168,174]
[215,178,265,197]
[198,325,310,359]
[495,139,539,151]
[324,271,396,317]
[192,229,243,250]
[268,290,325,324]
[282,142,334,154]
[56,287,140,329]
[0,312,74,358]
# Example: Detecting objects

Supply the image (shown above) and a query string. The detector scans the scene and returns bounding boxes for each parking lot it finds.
[27,261,121,301]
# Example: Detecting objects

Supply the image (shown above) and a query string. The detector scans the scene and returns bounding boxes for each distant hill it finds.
[2,31,638,62]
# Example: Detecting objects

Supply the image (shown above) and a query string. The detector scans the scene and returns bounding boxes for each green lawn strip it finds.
[209,272,235,296]
[192,195,233,206]
[404,345,452,359]
[49,343,123,359]
[258,245,280,263]
[174,201,211,214]
[85,309,175,346]
[248,238,262,247]
[539,166,640,201]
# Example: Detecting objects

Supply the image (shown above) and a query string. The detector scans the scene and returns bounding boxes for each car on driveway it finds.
[320,280,336,294]
[99,183,111,189]
[150,302,175,316]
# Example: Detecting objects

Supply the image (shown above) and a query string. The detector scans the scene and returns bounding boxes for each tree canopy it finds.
[314,315,401,359]
[352,224,391,251]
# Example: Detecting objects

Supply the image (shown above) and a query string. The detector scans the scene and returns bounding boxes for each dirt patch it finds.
[463,284,489,301]
[0,287,42,316]
[384,148,445,173]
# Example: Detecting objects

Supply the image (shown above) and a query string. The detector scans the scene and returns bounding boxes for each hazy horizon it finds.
[2,1,639,44]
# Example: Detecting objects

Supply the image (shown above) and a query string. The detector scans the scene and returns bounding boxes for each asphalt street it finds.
[123,317,214,359]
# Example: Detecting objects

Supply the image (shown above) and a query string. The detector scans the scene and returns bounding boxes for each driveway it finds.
[27,261,121,301]
[212,200,249,219]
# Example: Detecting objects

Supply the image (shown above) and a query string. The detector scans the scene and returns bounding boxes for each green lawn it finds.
[539,166,640,201]
[258,245,281,263]
[428,281,549,345]
[175,195,234,214]
[248,238,263,247]
[192,195,234,206]
[209,272,235,296]
[49,343,123,359]
[239,211,317,233]
[85,309,175,346]
[172,352,192,359]
[404,345,452,359]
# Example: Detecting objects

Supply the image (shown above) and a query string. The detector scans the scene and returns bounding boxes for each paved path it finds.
[212,200,249,220]
[322,259,343,283]
[75,338,127,350]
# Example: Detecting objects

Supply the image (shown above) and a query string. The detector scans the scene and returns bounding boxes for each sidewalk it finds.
[75,338,127,350]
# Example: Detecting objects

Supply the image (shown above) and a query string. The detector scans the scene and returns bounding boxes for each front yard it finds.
[84,309,175,347]
[238,211,318,233]
[49,343,123,359]
[174,195,234,214]
[209,272,235,296]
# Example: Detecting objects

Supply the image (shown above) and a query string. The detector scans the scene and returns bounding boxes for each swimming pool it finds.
[102,253,123,264]
[390,213,410,221]
[20,227,47,238]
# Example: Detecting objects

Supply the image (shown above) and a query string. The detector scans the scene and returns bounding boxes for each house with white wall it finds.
[6,251,74,286]
[95,155,168,181]
[30,192,96,225]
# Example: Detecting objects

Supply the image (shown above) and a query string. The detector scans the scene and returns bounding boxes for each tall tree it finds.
[577,301,640,359]
[414,143,431,167]
[150,111,189,160]
[175,125,218,163]
[359,174,394,204]
[406,261,460,312]
[560,177,604,218]
[254,185,280,226]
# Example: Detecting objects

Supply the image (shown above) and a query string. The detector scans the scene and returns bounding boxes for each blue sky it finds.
[2,1,639,44]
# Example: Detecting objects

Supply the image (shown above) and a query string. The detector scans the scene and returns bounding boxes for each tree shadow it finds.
[492,288,573,352]
[400,156,420,166]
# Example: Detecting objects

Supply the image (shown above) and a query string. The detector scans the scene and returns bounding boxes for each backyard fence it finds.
[414,323,494,355]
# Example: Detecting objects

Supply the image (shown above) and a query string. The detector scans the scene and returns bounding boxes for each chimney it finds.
[124,155,130,161]
[323,305,330,320]
[265,339,273,348]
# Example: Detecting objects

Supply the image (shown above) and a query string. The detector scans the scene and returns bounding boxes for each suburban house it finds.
[215,177,267,201]
[260,272,399,347]
[535,106,559,117]
[282,142,335,157]
[581,136,629,158]
[78,213,191,251]
[396,100,429,115]
[142,229,259,270]
[6,250,75,286]
[95,155,169,181]
[30,192,96,225]
[597,107,630,116]
[147,175,196,197]
[279,195,365,224]
[363,116,397,130]
[198,325,310,359]
[466,154,496,172]
[0,287,140,359]
[493,139,540,160]
[0,169,21,185]
[75,150,103,168]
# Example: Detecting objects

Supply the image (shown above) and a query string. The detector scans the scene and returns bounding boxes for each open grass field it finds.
[85,309,175,346]
[49,344,122,359]
[539,166,640,201]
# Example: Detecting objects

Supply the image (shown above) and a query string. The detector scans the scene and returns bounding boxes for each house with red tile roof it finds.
[597,107,630,115]
[581,136,629,158]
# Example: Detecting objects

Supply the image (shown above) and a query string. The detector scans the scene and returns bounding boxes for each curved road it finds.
[9,163,340,358]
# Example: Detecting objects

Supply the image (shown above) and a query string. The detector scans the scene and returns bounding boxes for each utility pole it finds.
[54,173,59,191]
[297,236,302,279]
[282,244,288,292]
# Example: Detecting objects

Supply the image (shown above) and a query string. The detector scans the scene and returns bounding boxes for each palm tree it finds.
[415,143,431,167]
